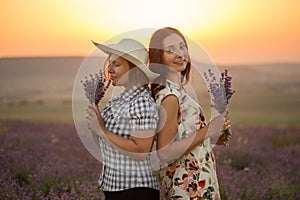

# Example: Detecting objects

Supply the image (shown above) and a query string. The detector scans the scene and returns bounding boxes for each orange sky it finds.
[1,0,299,64]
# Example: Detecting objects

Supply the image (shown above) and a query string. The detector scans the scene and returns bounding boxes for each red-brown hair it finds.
[148,27,191,97]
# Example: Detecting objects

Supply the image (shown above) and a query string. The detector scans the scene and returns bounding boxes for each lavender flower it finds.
[221,69,235,104]
[204,69,235,139]
[81,70,111,106]
[1,122,299,199]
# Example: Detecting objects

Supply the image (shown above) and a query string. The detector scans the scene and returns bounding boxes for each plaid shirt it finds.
[99,85,159,191]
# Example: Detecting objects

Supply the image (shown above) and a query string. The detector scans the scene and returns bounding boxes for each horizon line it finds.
[0,55,299,66]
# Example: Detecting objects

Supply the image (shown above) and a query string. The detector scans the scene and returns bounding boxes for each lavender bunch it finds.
[204,69,235,140]
[81,70,111,106]
[204,69,227,113]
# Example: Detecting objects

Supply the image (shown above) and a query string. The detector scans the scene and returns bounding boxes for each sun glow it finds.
[1,0,299,64]
[67,0,233,39]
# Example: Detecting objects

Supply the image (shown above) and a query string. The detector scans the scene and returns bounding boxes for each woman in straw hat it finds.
[148,27,231,200]
[86,38,160,200]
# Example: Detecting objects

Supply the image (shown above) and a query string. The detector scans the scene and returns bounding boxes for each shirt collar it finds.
[166,80,181,90]
[120,84,148,102]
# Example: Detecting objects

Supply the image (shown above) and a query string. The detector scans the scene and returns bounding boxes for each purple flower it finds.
[204,69,235,113]
[81,70,111,106]
[204,69,235,139]
[221,69,235,104]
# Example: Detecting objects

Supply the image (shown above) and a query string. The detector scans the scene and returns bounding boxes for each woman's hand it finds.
[85,104,105,137]
[216,110,232,146]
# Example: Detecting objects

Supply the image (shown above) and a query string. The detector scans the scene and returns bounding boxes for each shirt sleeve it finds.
[129,95,158,131]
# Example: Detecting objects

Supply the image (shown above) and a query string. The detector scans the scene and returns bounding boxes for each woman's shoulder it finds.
[155,86,180,105]
[129,89,158,116]
[132,88,156,105]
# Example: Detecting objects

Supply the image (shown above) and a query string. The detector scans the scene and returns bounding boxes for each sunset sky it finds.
[1,0,299,64]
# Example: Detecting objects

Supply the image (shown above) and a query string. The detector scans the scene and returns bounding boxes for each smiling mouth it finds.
[174,60,186,65]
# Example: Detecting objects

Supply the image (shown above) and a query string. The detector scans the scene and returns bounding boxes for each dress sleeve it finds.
[129,96,159,131]
[155,87,180,105]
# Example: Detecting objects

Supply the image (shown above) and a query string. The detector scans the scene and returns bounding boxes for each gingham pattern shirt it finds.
[99,85,159,191]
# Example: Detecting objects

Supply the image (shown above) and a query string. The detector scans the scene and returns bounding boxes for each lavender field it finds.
[0,121,104,199]
[1,121,299,199]
[214,126,300,199]
[1,57,300,199]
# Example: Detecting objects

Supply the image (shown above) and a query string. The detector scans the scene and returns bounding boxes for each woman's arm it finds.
[156,95,227,164]
[100,120,155,160]
[87,104,155,160]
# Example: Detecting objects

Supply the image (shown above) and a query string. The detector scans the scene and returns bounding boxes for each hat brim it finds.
[92,41,160,81]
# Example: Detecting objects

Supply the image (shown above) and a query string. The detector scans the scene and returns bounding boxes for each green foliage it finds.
[271,131,300,147]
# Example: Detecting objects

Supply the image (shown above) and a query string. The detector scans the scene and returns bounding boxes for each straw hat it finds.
[92,38,160,81]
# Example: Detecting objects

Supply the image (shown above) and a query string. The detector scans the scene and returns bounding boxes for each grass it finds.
[1,57,299,127]
[1,90,299,127]
[271,130,300,147]
[0,100,73,123]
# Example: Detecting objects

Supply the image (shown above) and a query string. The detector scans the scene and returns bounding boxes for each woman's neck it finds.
[166,70,182,86]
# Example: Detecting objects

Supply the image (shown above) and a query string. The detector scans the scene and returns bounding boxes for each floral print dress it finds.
[156,80,220,200]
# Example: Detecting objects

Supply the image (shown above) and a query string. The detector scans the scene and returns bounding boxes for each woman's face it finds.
[107,54,130,87]
[161,33,189,73]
